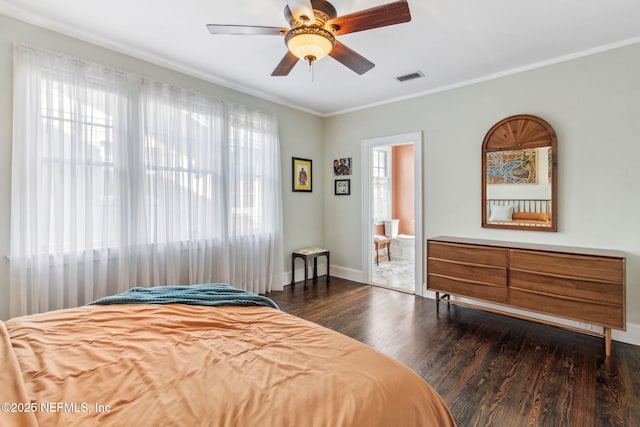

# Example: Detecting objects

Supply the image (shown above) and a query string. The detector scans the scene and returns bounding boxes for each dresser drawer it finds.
[428,258,506,287]
[428,242,507,267]
[428,274,508,304]
[510,250,623,283]
[510,270,623,305]
[510,288,624,328]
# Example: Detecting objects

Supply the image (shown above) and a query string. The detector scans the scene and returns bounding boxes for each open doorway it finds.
[361,132,423,295]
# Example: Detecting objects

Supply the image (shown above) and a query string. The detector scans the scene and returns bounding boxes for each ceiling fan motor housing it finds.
[285,0,337,27]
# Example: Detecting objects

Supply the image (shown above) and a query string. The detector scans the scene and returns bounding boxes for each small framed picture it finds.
[335,179,350,196]
[333,157,352,176]
[292,157,312,192]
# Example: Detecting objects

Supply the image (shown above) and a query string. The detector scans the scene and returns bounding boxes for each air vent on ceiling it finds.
[396,71,424,82]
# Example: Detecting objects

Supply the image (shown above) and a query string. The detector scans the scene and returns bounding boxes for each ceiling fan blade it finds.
[271,51,299,76]
[326,0,411,36]
[206,24,288,36]
[329,41,375,75]
[286,0,316,25]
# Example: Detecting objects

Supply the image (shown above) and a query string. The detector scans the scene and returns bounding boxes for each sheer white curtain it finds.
[10,45,283,317]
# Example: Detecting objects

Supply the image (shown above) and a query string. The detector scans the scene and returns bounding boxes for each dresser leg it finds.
[435,292,440,314]
[604,327,612,357]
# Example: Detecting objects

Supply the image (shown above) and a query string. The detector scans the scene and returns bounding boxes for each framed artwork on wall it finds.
[333,157,352,176]
[292,157,312,192]
[335,179,351,196]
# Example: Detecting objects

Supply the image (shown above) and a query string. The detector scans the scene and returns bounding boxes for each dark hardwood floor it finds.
[267,277,640,427]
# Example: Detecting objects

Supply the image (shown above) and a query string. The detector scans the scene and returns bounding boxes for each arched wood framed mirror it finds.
[482,114,557,231]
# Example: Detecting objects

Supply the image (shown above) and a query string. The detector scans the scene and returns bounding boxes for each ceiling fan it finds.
[206,0,411,76]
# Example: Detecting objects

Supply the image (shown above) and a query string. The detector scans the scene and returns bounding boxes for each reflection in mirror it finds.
[481,114,557,232]
[486,147,552,228]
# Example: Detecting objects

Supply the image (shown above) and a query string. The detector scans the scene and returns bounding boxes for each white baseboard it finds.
[282,264,364,285]
[328,265,365,283]
[615,322,640,347]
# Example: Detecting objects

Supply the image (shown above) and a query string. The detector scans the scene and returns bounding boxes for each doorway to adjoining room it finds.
[361,132,422,295]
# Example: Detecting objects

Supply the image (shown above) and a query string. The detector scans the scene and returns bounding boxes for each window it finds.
[372,147,392,222]
[11,45,284,316]
[37,75,121,252]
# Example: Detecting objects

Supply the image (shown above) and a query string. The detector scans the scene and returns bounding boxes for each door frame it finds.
[361,131,423,296]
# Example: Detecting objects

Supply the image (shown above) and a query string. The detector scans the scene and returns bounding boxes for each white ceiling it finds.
[2,0,640,116]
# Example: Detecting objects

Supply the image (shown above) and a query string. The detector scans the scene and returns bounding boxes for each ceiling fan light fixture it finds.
[285,27,335,63]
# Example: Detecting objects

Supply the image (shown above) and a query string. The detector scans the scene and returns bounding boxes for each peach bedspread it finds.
[1,304,455,426]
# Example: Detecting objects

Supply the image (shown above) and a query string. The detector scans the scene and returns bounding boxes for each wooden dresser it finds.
[426,236,626,356]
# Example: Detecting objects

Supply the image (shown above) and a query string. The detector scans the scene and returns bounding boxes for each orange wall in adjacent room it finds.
[392,144,414,236]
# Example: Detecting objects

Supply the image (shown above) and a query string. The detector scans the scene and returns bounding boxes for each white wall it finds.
[0,14,325,320]
[324,43,640,324]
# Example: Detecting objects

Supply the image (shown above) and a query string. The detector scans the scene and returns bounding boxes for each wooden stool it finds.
[291,248,330,287]
[374,237,391,265]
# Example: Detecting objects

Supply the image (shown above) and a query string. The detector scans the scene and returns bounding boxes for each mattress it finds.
[1,303,455,426]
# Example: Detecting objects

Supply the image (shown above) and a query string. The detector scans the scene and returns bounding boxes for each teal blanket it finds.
[88,283,279,309]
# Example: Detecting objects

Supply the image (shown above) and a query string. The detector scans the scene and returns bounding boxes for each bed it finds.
[487,199,552,227]
[1,285,455,427]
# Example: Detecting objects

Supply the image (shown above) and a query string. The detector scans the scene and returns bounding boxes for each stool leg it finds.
[313,256,318,281]
[326,253,330,283]
[303,257,309,287]
[291,254,296,285]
